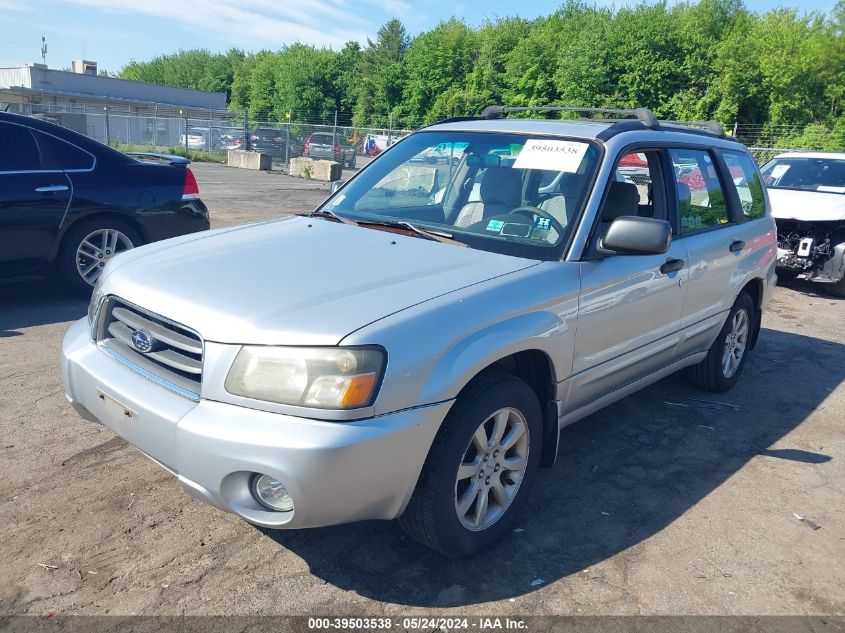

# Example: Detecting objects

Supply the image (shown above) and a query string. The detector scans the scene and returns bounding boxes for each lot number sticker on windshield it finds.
[513,140,589,173]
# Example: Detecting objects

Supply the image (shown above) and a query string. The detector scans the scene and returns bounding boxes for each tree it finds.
[354,19,410,127]
[115,3,845,147]
[399,19,478,124]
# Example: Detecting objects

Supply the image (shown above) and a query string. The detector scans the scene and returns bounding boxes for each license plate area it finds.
[96,389,138,424]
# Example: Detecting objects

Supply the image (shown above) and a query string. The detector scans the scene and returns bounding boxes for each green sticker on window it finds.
[486,219,504,232]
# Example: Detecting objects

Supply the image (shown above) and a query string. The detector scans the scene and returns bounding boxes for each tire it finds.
[398,370,543,557]
[58,218,142,295]
[686,292,755,392]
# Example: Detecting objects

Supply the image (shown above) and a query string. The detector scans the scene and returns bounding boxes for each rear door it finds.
[0,121,73,277]
[670,147,753,357]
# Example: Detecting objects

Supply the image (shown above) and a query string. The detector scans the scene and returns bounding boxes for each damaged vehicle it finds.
[761,152,845,297]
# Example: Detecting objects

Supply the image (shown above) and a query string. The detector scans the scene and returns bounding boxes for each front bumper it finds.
[61,318,450,529]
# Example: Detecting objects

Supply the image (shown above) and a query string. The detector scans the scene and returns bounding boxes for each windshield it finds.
[318,131,600,261]
[761,156,845,194]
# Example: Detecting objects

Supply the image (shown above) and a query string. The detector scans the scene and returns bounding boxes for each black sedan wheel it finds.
[59,219,141,294]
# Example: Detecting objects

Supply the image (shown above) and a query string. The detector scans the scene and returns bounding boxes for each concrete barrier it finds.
[290,157,342,182]
[228,150,271,171]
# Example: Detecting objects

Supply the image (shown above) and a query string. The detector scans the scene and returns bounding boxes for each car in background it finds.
[761,152,845,297]
[250,128,304,162]
[304,132,356,168]
[180,127,209,150]
[411,142,466,166]
[0,111,210,293]
[250,127,284,157]
[180,127,245,151]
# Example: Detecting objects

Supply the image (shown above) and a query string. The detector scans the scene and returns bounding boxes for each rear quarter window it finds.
[33,131,95,171]
[722,151,766,220]
[0,122,40,171]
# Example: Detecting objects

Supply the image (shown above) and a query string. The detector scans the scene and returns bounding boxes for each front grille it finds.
[97,297,203,399]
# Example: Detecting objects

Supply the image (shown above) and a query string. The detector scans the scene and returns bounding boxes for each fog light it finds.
[252,474,294,512]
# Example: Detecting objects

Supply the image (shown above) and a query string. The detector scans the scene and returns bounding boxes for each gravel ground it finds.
[1,163,843,616]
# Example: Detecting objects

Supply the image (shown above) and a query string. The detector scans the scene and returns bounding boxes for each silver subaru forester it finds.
[62,107,777,557]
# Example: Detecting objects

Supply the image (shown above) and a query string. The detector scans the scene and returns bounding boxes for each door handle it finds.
[35,185,69,193]
[660,257,685,274]
[729,239,745,253]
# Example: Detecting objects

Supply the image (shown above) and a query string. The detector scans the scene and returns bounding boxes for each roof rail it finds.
[480,105,658,129]
[660,119,728,138]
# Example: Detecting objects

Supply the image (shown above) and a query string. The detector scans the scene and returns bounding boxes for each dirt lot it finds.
[1,163,843,616]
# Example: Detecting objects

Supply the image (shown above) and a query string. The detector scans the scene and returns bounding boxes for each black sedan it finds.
[0,112,210,293]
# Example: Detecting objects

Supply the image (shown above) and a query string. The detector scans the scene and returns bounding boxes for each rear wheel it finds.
[59,219,141,294]
[686,292,755,392]
[398,371,542,557]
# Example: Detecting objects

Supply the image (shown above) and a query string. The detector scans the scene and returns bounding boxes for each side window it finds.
[614,152,660,219]
[0,122,41,172]
[722,151,765,220]
[33,131,94,171]
[598,150,665,224]
[669,149,729,234]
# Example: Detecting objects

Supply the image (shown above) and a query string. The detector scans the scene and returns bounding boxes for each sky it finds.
[0,0,839,73]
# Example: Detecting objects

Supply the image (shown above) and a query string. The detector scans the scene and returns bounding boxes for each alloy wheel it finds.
[722,308,749,378]
[454,407,530,531]
[75,228,134,286]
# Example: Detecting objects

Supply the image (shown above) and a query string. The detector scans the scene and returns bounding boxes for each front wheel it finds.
[58,219,141,294]
[398,371,542,557]
[686,292,755,392]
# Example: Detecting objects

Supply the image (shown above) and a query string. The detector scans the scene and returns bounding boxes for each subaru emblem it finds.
[131,329,154,353]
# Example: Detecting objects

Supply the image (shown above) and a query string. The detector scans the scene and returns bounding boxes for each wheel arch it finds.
[53,211,149,263]
[739,276,764,350]
[453,348,560,470]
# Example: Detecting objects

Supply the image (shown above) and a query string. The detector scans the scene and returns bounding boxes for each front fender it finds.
[417,311,566,405]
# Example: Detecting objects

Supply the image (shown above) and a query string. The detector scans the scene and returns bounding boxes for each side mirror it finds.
[330,179,346,194]
[598,216,671,256]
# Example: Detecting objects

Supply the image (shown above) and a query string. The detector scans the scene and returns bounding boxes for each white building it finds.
[0,61,228,146]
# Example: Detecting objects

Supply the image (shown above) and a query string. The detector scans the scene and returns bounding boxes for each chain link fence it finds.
[4,100,841,169]
[1,101,414,168]
[747,147,798,167]
[733,123,844,167]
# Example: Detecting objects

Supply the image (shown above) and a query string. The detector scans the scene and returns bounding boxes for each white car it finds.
[761,152,845,296]
[179,128,208,150]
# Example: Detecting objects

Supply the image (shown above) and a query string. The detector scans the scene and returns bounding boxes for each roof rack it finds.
[659,119,727,138]
[479,105,729,139]
[480,105,658,129]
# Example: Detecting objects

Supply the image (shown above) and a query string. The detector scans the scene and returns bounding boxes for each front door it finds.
[567,149,689,413]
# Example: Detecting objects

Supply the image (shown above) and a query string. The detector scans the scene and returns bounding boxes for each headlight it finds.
[87,278,106,339]
[224,346,385,409]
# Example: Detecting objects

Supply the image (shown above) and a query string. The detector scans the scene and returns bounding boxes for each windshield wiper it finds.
[309,210,466,247]
[357,219,467,247]
[308,208,359,226]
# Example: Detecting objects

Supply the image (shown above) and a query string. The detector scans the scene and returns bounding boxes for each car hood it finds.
[103,215,538,345]
[768,188,845,222]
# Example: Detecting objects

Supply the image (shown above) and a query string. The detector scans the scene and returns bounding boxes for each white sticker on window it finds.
[513,140,589,173]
